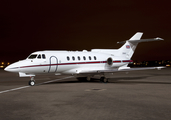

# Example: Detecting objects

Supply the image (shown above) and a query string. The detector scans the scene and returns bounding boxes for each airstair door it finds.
[48,56,58,73]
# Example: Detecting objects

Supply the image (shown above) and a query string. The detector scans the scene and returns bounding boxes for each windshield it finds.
[28,54,37,59]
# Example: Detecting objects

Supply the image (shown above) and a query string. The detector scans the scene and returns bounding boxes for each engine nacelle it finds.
[107,57,113,66]
[106,57,125,68]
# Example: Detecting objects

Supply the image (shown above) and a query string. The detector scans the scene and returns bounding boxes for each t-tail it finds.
[117,32,163,59]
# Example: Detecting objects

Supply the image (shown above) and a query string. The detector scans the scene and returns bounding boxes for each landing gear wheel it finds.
[104,78,108,83]
[100,77,108,83]
[29,80,35,86]
[29,76,35,86]
[86,77,92,82]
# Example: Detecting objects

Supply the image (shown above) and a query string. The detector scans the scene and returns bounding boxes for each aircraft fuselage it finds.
[5,50,132,75]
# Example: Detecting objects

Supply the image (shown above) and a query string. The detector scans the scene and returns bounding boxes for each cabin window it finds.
[94,56,97,60]
[28,54,37,59]
[78,56,80,60]
[83,56,86,60]
[42,54,46,59]
[37,54,41,59]
[72,56,75,61]
[67,56,70,61]
[89,56,91,60]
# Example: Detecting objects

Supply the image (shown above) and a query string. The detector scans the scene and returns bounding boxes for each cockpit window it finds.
[28,54,37,59]
[37,54,41,59]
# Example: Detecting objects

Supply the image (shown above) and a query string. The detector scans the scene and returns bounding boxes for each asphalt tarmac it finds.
[0,68,171,120]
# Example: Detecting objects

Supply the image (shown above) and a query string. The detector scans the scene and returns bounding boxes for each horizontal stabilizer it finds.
[117,37,163,44]
[129,37,163,43]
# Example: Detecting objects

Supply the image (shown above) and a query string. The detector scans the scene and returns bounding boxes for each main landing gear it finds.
[29,77,35,86]
[100,77,109,83]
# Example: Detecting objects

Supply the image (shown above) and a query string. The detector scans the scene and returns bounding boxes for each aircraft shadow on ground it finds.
[148,73,171,77]
[37,74,171,85]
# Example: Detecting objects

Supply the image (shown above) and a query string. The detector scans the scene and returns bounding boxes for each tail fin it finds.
[118,32,163,59]
[129,32,143,40]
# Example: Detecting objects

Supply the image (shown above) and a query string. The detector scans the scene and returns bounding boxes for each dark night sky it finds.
[0,0,170,62]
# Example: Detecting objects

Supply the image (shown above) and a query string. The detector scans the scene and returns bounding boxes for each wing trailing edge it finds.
[78,67,165,75]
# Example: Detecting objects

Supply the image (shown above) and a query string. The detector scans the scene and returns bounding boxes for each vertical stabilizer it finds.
[129,32,143,40]
[118,32,143,59]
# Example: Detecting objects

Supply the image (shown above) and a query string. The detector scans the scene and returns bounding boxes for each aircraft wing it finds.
[78,67,165,75]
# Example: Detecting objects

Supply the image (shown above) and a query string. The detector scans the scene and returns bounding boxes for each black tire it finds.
[100,77,108,83]
[29,80,35,86]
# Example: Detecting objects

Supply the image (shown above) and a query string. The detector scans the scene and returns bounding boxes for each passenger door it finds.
[48,56,58,73]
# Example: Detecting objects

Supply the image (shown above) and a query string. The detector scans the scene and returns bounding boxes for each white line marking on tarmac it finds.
[0,76,74,94]
[0,86,30,94]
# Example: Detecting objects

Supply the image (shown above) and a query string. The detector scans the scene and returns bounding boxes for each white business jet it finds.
[4,32,164,86]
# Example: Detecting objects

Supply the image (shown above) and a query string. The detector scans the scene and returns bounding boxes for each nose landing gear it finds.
[29,77,35,86]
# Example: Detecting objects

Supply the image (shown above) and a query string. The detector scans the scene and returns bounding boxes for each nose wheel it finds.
[29,77,35,86]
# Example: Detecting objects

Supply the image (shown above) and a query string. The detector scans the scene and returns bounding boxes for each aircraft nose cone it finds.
[4,66,8,71]
[4,65,13,72]
[4,63,19,73]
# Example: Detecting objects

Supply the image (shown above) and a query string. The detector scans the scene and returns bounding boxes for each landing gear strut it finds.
[100,77,108,83]
[86,77,92,82]
[29,77,35,86]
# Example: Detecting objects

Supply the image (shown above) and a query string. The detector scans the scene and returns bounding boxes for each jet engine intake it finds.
[107,57,113,66]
